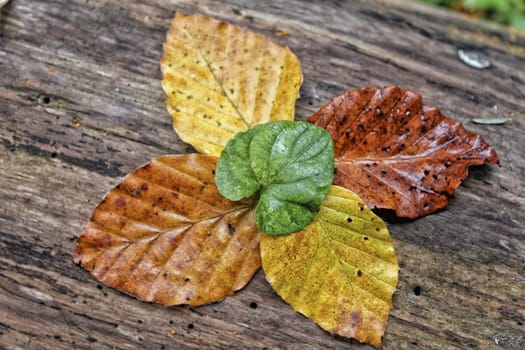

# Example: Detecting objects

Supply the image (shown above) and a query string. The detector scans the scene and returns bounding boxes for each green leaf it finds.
[215,121,335,235]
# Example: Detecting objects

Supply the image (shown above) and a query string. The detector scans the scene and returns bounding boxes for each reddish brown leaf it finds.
[308,86,499,218]
[73,154,260,306]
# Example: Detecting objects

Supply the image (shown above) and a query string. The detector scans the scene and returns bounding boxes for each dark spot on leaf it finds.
[249,302,258,309]
[357,270,362,277]
[96,284,103,290]
[137,320,143,324]
[187,323,194,329]
[424,170,430,176]
[228,223,236,235]
[364,236,369,240]
[381,170,387,176]
[346,217,353,223]
[115,197,126,207]
[350,311,360,327]
[184,277,190,282]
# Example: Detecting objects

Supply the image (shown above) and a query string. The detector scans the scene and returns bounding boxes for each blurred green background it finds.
[417,0,525,30]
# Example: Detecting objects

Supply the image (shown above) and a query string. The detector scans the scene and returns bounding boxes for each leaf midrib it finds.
[178,22,250,129]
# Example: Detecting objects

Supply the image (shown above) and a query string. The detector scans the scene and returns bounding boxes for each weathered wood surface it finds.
[0,0,524,349]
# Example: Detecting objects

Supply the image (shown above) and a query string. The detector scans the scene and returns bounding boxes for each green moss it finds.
[416,0,525,30]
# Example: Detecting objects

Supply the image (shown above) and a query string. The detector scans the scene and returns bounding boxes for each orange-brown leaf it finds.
[73,154,260,306]
[308,86,499,218]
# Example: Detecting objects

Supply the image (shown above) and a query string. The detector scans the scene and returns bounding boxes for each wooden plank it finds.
[0,0,523,349]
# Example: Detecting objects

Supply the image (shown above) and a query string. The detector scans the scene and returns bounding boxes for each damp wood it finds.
[0,0,523,349]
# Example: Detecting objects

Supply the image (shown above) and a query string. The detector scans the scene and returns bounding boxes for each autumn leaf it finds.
[73,154,260,306]
[308,86,499,218]
[260,186,398,349]
[161,13,303,156]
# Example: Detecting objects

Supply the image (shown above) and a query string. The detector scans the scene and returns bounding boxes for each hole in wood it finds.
[413,285,422,296]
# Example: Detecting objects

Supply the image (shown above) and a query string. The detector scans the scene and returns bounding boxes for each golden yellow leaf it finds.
[160,13,303,156]
[74,154,260,306]
[260,186,399,349]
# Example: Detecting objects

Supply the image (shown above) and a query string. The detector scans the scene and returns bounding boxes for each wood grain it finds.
[0,0,523,349]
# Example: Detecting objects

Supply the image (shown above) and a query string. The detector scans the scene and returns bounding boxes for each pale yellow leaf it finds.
[260,186,399,348]
[161,13,302,156]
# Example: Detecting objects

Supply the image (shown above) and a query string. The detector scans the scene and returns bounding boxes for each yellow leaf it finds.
[74,154,260,306]
[161,13,303,156]
[260,186,399,349]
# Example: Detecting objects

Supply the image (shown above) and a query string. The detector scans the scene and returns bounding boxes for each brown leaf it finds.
[308,86,499,218]
[73,154,260,306]
[161,13,302,156]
